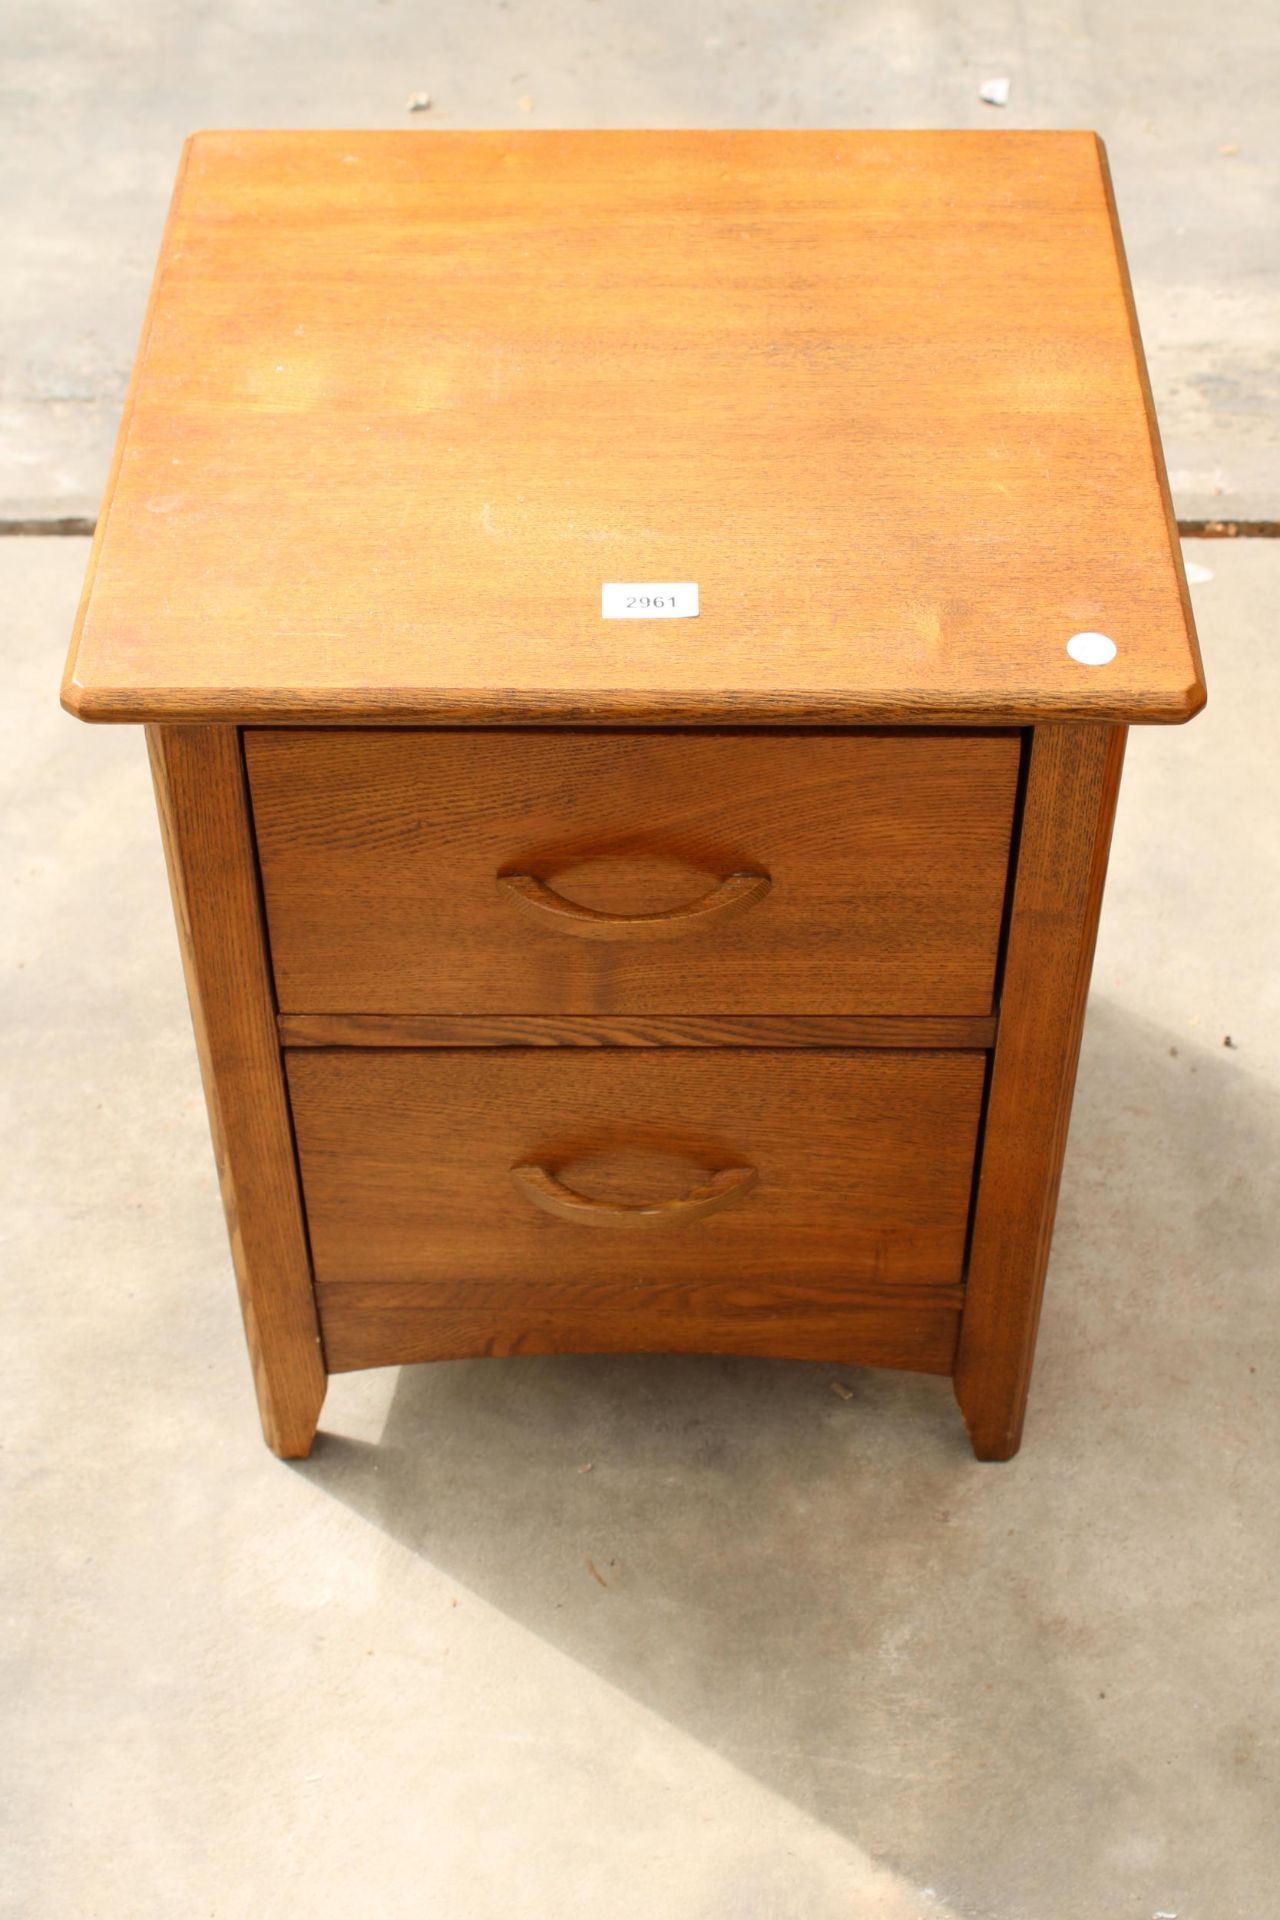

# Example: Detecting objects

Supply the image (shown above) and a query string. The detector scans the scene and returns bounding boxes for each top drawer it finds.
[247,730,1019,1016]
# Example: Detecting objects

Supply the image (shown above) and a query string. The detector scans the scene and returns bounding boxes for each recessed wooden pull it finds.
[496,870,771,941]
[510,1161,759,1229]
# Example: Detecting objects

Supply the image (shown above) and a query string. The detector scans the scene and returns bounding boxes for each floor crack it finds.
[2,515,1278,539]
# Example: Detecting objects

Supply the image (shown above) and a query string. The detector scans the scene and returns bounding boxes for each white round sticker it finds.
[1066,631,1117,666]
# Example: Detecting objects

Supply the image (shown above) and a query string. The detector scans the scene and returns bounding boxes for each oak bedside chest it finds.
[63,129,1205,1462]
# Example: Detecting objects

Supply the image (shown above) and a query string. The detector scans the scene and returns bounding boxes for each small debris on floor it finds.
[1169,1045,1179,1057]
[405,91,433,113]
[1184,561,1214,584]
[979,77,1011,107]
[585,1556,609,1588]
[576,1462,593,1473]
[518,94,535,113]
[1223,1034,1238,1049]
[1218,142,1240,156]
[829,1379,855,1401]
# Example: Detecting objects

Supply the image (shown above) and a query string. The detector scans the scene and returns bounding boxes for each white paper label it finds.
[601,582,699,619]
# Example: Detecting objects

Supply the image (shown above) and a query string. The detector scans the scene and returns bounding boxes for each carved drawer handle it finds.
[496,870,771,941]
[511,1161,759,1229]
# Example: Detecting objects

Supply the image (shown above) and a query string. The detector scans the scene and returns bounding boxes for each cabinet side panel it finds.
[955,722,1126,1460]
[147,723,326,1456]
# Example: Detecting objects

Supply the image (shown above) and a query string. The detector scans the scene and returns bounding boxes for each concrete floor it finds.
[2,0,1279,525]
[4,4,1279,1911]
[2,535,1277,1916]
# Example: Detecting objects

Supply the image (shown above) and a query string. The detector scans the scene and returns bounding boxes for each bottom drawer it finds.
[287,1048,986,1377]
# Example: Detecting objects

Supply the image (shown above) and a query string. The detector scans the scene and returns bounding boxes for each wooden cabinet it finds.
[64,131,1204,1461]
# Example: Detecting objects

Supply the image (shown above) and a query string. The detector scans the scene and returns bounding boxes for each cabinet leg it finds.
[955,723,1126,1463]
[955,1388,1026,1462]
[148,724,328,1458]
[261,1381,324,1460]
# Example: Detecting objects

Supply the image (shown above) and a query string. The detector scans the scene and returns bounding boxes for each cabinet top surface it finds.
[64,129,1203,727]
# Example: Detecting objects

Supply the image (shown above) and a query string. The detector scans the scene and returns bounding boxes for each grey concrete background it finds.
[4,539,1277,1916]
[2,0,1278,524]
[3,6,1279,1916]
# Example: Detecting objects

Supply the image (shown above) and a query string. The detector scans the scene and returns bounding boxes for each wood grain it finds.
[64,130,1202,729]
[277,1011,999,1049]
[248,729,1019,1015]
[287,1048,986,1369]
[955,722,1127,1460]
[147,725,326,1456]
[320,1294,962,1377]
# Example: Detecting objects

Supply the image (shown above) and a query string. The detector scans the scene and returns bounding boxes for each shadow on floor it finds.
[295,995,1279,1898]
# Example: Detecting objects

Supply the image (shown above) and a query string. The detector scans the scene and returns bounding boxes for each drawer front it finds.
[288,1048,985,1374]
[248,730,1019,1016]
